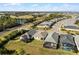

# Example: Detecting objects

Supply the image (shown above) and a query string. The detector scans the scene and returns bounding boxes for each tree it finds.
[0,47,15,55]
[14,48,25,55]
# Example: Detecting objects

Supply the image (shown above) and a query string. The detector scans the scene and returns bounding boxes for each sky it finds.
[0,3,79,11]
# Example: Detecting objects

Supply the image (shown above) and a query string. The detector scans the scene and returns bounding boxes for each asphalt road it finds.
[52,18,77,34]
[0,17,77,36]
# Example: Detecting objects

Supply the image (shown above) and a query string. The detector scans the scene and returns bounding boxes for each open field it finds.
[10,15,34,19]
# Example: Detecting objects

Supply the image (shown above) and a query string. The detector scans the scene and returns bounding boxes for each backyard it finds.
[4,39,75,55]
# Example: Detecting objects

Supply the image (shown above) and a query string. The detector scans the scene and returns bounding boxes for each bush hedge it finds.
[4,29,26,40]
[0,29,26,47]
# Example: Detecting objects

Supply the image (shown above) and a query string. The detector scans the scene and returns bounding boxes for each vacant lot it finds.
[10,15,34,19]
[4,39,75,55]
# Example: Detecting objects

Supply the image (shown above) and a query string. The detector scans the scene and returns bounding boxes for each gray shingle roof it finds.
[20,33,30,40]
[27,29,37,37]
[64,25,79,30]
[41,32,48,38]
[60,34,75,45]
[74,35,79,50]
[38,21,53,27]
[33,31,48,39]
[45,32,59,43]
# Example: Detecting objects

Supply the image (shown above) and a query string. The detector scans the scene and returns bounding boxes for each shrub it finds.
[4,29,26,40]
[0,47,15,55]
[14,48,25,55]
[0,29,26,47]
[0,37,8,47]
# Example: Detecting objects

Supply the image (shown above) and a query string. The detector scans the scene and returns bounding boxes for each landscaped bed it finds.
[61,28,79,35]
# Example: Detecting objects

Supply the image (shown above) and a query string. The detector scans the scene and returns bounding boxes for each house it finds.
[33,31,48,40]
[63,25,79,32]
[27,29,37,38]
[74,35,79,51]
[50,19,57,22]
[59,34,75,51]
[20,33,30,42]
[37,21,53,29]
[20,29,37,42]
[76,16,79,20]
[43,32,59,49]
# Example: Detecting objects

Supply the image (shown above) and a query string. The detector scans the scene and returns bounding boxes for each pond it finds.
[16,19,27,24]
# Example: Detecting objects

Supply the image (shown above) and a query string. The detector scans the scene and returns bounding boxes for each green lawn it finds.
[0,28,76,55]
[4,39,76,55]
[0,30,15,43]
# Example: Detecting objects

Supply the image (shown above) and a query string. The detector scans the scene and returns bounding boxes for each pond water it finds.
[16,19,27,24]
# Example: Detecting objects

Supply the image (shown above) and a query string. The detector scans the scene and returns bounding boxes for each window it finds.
[63,47,72,51]
[51,43,56,47]
[63,43,73,47]
[63,43,74,50]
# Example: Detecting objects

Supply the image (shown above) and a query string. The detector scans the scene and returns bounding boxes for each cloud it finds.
[63,4,70,7]
[31,3,79,11]
[3,3,21,6]
[47,4,74,11]
[0,3,79,11]
[31,4,39,7]
[30,4,71,11]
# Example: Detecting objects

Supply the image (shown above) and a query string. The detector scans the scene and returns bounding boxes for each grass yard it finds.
[4,39,75,55]
[0,30,16,43]
[10,15,34,19]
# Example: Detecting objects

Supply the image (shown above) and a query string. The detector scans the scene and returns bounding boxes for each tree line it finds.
[0,15,34,31]
[0,15,18,31]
